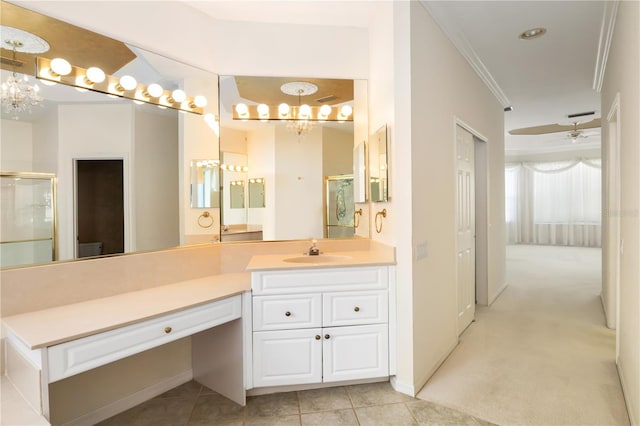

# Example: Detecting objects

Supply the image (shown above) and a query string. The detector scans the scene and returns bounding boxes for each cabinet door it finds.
[322,324,389,383]
[253,329,322,387]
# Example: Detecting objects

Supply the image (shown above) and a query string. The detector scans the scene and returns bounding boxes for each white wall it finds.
[274,126,323,240]
[57,104,134,260]
[247,126,276,237]
[32,108,59,174]
[322,126,354,178]
[601,2,640,423]
[1,119,33,172]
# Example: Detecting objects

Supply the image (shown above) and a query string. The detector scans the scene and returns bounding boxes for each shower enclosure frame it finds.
[1,171,57,267]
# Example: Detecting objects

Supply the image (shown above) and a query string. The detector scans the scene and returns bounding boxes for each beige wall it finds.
[134,109,180,252]
[366,1,506,395]
[601,1,640,424]
[407,2,506,392]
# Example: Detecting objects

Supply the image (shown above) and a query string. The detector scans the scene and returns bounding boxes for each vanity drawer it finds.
[323,291,388,327]
[47,296,241,383]
[252,266,388,295]
[253,294,322,331]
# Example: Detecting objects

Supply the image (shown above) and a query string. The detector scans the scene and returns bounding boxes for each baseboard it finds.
[247,376,387,396]
[488,282,508,306]
[62,369,193,426]
[617,361,638,426]
[390,376,415,397]
[599,294,616,329]
[413,338,459,397]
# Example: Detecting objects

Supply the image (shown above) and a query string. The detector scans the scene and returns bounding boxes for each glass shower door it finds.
[1,172,56,268]
[325,175,355,238]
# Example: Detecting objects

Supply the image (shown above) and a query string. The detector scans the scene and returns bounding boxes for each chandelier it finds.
[1,27,49,120]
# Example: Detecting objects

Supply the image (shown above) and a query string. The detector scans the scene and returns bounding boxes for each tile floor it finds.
[97,381,494,425]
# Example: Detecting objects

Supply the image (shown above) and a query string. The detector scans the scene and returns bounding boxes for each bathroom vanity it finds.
[2,274,250,422]
[245,252,396,392]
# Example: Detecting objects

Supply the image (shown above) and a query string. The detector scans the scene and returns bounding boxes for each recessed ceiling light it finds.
[519,27,547,40]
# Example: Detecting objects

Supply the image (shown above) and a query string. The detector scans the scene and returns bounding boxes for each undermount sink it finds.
[283,255,352,264]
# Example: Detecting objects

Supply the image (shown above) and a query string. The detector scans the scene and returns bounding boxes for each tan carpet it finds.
[416,244,630,426]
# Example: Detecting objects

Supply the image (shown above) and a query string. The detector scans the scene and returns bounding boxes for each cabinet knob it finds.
[285,311,291,317]
[164,327,172,334]
[315,335,321,340]
[324,334,331,340]
[354,306,360,312]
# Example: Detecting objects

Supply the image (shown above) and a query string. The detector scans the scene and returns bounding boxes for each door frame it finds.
[454,118,489,323]
[72,155,131,258]
[605,93,621,356]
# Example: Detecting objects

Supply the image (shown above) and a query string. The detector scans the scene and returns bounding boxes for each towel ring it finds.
[354,208,363,228]
[198,211,214,228]
[375,209,387,233]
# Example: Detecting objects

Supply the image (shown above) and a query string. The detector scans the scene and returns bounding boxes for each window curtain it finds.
[505,159,601,247]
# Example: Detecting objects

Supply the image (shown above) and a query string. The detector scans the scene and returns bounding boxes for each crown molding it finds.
[593,1,620,93]
[419,0,511,108]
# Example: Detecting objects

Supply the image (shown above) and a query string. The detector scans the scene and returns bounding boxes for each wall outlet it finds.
[414,241,428,260]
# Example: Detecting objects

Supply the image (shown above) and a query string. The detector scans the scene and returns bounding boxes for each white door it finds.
[322,324,388,382]
[252,328,322,387]
[456,126,476,335]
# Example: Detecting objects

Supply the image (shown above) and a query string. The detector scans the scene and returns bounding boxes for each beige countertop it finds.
[2,273,251,350]
[246,249,396,271]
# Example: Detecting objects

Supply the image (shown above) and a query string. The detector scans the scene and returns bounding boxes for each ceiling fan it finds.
[508,117,601,140]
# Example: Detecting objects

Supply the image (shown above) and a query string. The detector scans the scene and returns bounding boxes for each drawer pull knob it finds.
[354,306,360,312]
[325,334,331,340]
[315,335,321,340]
[285,311,292,317]
[164,327,172,334]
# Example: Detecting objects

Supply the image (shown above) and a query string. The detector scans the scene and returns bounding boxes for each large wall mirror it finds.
[219,75,369,242]
[0,1,219,268]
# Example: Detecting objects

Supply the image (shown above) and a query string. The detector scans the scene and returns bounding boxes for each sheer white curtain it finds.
[505,159,601,247]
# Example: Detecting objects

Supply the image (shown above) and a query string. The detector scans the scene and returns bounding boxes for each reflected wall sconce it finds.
[36,57,206,115]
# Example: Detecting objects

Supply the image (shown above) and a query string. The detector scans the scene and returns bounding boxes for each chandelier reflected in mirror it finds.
[1,26,49,119]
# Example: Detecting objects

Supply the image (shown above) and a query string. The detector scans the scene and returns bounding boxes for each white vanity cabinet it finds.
[249,265,390,389]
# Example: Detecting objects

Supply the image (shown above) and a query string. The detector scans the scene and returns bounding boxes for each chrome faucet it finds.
[307,239,320,256]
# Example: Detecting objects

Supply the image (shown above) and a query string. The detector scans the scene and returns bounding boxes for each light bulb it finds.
[242,166,249,172]
[299,104,311,119]
[257,103,269,118]
[119,75,137,91]
[340,105,353,118]
[235,103,249,117]
[85,67,105,84]
[193,95,207,108]
[278,103,290,117]
[50,58,72,76]
[171,89,186,103]
[319,105,332,119]
[146,83,163,98]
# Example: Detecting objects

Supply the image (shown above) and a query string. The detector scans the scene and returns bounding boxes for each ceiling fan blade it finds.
[509,118,601,135]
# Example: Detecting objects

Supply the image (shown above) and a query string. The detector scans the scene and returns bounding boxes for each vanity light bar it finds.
[35,57,206,115]
[232,103,353,122]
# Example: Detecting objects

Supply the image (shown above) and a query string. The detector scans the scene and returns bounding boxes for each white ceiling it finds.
[423,0,606,155]
[189,0,606,156]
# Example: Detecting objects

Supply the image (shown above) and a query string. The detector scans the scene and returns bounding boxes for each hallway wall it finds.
[601,1,640,424]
